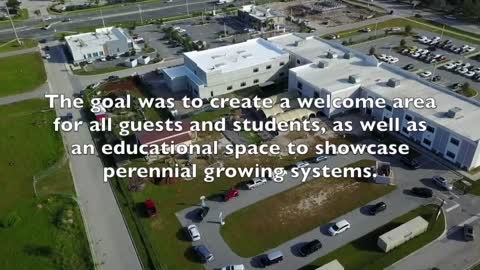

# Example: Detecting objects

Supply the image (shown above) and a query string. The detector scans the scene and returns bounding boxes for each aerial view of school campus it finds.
[1,0,480,269]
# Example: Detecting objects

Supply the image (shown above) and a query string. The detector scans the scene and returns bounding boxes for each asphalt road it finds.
[175,141,460,270]
[43,42,143,270]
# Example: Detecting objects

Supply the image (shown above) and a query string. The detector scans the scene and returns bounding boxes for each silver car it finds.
[432,176,453,191]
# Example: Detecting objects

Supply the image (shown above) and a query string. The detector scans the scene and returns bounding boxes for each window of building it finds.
[87,53,92,58]
[405,114,413,121]
[227,86,233,90]
[253,79,259,84]
[426,125,435,133]
[446,151,456,159]
[93,52,99,57]
[266,65,272,70]
[253,68,259,73]
[402,127,410,134]
[450,137,460,146]
[210,91,214,97]
[296,59,301,65]
[385,104,392,111]
[117,48,120,52]
[366,108,372,115]
[297,82,303,89]
[240,82,246,87]
[279,62,285,66]
[99,51,104,56]
[423,138,432,146]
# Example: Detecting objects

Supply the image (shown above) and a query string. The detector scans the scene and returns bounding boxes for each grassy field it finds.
[327,17,480,45]
[0,39,38,53]
[0,9,29,26]
[0,52,46,98]
[0,99,93,270]
[300,204,445,270]
[220,160,396,257]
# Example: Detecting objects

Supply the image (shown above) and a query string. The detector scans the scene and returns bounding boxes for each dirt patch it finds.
[102,78,139,93]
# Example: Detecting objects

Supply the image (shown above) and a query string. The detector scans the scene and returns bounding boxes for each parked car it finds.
[195,207,210,222]
[419,71,432,78]
[464,224,475,241]
[294,161,310,168]
[39,39,47,44]
[187,224,201,241]
[401,156,421,169]
[223,189,239,201]
[432,175,453,191]
[193,245,214,263]
[369,202,387,215]
[260,250,283,266]
[145,199,157,217]
[312,155,328,163]
[43,54,51,60]
[298,239,322,256]
[62,18,71,22]
[107,75,120,81]
[246,177,267,189]
[328,219,351,236]
[221,265,245,270]
[360,27,372,33]
[432,75,442,82]
[450,83,464,90]
[403,64,415,70]
[411,187,433,198]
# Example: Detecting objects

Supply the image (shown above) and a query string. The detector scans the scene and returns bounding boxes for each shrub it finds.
[1,211,22,228]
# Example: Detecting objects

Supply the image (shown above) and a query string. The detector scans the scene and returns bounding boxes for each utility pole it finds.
[186,0,190,15]
[100,9,106,28]
[440,24,445,40]
[374,21,378,38]
[431,63,438,81]
[223,21,227,38]
[5,5,21,46]
[137,4,144,25]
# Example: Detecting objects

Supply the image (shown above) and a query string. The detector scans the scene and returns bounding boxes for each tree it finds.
[405,25,413,35]
[369,46,376,55]
[400,39,407,47]
[462,82,471,92]
[6,0,21,11]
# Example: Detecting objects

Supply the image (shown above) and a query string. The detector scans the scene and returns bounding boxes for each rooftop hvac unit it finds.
[295,40,305,47]
[348,75,361,84]
[318,61,329,68]
[447,107,462,119]
[326,51,337,59]
[387,78,400,88]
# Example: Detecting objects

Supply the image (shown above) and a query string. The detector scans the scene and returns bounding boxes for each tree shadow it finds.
[23,245,53,257]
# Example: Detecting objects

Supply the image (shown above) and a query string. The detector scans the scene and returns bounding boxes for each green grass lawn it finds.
[220,160,396,257]
[191,107,232,122]
[0,9,29,26]
[0,39,38,53]
[458,87,478,98]
[0,99,93,270]
[300,204,445,270]
[0,52,46,97]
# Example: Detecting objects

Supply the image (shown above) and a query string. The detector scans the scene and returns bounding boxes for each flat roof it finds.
[184,38,288,74]
[240,5,285,21]
[162,65,205,86]
[270,34,480,142]
[65,27,129,51]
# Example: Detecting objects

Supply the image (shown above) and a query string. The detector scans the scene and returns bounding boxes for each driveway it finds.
[176,144,458,270]
[43,41,142,270]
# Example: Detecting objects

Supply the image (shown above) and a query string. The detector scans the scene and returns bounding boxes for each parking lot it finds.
[341,29,480,99]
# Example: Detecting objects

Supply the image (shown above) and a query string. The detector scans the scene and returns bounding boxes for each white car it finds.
[221,265,245,270]
[419,71,432,78]
[444,63,456,70]
[377,54,387,61]
[246,177,268,189]
[177,28,186,33]
[187,224,201,241]
[465,46,476,53]
[328,220,351,236]
[432,176,453,191]
[465,71,476,78]
[411,52,421,58]
[43,54,51,60]
[313,155,328,163]
[388,57,399,64]
[294,161,310,168]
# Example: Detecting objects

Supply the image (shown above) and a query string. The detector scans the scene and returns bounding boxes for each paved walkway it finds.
[0,47,39,58]
[0,83,47,105]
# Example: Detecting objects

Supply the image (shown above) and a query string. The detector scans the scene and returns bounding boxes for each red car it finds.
[223,189,239,202]
[145,199,157,217]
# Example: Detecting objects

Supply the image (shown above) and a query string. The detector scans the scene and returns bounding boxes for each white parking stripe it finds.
[445,203,460,212]
[458,214,480,227]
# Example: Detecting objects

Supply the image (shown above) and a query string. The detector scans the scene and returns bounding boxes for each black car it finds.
[403,64,415,70]
[299,239,322,257]
[450,83,464,91]
[401,156,421,169]
[195,207,210,222]
[107,75,120,82]
[411,187,433,198]
[39,39,47,44]
[432,75,441,82]
[369,202,387,215]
